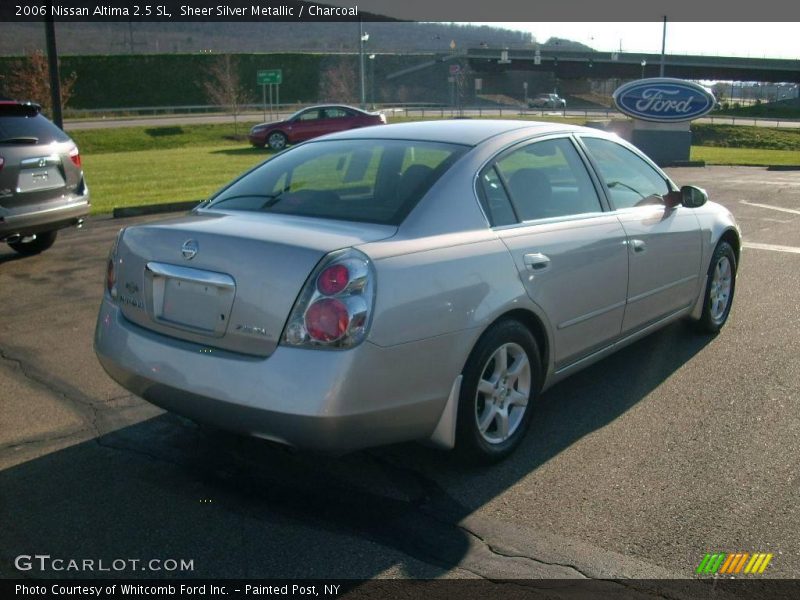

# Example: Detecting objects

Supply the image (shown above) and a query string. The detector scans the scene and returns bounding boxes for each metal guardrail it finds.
[62,103,800,129]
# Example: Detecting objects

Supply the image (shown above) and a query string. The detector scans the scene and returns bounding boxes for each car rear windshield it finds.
[206,139,468,225]
[0,111,70,145]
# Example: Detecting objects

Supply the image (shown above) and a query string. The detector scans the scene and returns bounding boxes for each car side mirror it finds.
[680,185,708,208]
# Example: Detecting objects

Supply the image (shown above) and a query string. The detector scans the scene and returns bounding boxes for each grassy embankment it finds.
[71,119,800,215]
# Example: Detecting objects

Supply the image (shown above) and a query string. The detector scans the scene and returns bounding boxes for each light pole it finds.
[44,12,63,128]
[368,54,376,108]
[358,23,369,109]
[641,59,647,79]
[660,16,667,77]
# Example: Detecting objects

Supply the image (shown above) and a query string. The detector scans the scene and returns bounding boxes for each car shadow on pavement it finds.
[211,147,276,157]
[0,250,26,265]
[0,321,714,579]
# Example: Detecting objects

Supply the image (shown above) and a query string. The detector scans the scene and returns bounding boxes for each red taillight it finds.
[283,249,374,349]
[68,145,81,169]
[0,156,4,171]
[317,264,349,296]
[305,298,349,342]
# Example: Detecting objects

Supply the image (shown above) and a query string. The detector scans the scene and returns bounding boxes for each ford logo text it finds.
[613,78,716,123]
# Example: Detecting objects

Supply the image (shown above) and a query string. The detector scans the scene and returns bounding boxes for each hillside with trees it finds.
[0,21,592,56]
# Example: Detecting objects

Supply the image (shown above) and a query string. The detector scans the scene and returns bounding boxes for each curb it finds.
[112,200,201,219]
[664,160,706,168]
[767,165,800,171]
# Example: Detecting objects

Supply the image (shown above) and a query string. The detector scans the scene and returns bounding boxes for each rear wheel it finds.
[267,132,288,151]
[456,320,542,463]
[8,230,57,255]
[695,241,737,333]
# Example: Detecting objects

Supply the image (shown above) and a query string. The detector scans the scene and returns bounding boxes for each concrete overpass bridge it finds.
[465,48,800,83]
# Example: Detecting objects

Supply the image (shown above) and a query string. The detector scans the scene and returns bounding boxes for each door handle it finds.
[630,239,647,253]
[523,252,551,272]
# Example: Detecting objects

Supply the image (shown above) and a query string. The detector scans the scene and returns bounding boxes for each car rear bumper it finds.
[0,196,90,238]
[94,298,466,452]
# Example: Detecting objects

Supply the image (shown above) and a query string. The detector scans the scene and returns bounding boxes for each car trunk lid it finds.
[114,210,396,357]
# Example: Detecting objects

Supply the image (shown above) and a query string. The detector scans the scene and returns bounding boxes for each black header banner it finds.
[1,0,798,22]
[4,1,381,23]
[5,579,800,600]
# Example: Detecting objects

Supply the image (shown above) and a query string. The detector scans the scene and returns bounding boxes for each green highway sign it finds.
[257,69,283,85]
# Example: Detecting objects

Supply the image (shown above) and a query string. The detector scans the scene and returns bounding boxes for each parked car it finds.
[529,93,567,109]
[95,120,740,462]
[249,105,386,150]
[0,100,89,255]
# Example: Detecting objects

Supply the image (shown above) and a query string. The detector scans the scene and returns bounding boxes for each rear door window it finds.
[322,108,349,119]
[477,167,517,227]
[492,137,603,221]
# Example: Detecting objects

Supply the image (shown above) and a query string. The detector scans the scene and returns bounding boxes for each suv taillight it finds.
[282,248,375,349]
[0,156,4,172]
[68,145,81,169]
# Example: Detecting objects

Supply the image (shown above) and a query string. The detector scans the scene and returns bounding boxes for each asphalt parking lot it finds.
[1,166,799,584]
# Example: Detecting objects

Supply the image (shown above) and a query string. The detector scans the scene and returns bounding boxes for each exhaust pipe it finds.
[76,218,85,229]
[5,234,22,244]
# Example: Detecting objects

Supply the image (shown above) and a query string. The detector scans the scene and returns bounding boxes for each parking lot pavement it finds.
[1,166,799,582]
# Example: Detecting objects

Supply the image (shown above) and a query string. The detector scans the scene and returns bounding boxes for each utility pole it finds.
[44,10,63,129]
[358,21,368,109]
[660,16,667,77]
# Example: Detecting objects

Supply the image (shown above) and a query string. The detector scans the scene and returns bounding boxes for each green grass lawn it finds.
[691,123,800,151]
[70,123,254,154]
[690,146,800,166]
[84,145,269,214]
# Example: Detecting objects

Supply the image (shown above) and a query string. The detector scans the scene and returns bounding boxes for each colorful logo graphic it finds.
[696,552,774,575]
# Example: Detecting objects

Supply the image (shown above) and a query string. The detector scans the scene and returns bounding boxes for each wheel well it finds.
[490,309,550,375]
[719,229,741,265]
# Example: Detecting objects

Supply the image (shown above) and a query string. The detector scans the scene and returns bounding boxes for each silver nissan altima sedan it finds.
[95,120,740,462]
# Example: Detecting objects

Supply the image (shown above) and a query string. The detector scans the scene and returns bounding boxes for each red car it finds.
[248,105,386,150]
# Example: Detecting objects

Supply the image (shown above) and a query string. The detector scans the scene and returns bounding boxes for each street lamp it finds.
[640,59,647,79]
[368,54,376,108]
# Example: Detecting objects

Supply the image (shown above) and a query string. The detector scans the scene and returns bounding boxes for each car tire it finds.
[267,132,288,151]
[694,240,737,334]
[455,319,542,463]
[8,230,58,255]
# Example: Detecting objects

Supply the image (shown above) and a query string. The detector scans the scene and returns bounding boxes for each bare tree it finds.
[4,50,77,115]
[202,55,252,136]
[319,58,357,104]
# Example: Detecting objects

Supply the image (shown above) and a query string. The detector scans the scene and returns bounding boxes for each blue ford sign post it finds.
[612,78,716,165]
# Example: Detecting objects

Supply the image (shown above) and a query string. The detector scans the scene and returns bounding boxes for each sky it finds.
[473,23,799,59]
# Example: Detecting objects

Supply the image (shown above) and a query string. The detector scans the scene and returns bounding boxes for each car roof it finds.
[320,119,591,146]
[298,104,365,113]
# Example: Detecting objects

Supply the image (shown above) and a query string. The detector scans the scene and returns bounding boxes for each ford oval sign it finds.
[613,78,716,123]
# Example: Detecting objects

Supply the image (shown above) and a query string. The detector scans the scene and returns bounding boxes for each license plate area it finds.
[16,165,66,193]
[145,262,235,337]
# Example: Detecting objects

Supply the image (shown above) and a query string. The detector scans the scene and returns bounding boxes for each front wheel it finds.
[8,230,57,255]
[267,131,288,151]
[456,320,542,463]
[695,241,737,333]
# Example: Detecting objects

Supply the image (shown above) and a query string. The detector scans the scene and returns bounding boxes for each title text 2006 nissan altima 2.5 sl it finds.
[95,120,740,462]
